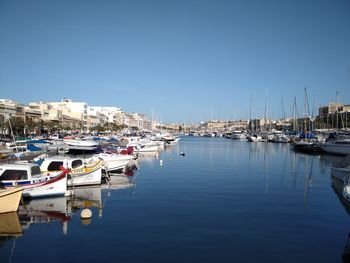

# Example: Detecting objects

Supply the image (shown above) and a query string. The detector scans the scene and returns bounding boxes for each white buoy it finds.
[160,160,163,166]
[81,208,92,219]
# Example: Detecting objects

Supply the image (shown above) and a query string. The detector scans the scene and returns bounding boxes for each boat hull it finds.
[320,143,350,155]
[67,167,102,187]
[331,167,350,183]
[23,172,67,198]
[0,187,23,213]
[231,133,246,139]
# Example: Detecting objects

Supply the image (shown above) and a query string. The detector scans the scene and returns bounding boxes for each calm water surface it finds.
[1,137,349,263]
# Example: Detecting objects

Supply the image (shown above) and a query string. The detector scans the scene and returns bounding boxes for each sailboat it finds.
[292,88,322,153]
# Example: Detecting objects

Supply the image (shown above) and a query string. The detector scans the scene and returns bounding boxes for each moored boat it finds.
[320,139,350,155]
[0,162,68,198]
[64,139,99,148]
[94,153,136,173]
[0,186,23,213]
[292,140,323,154]
[40,156,103,187]
[231,131,246,140]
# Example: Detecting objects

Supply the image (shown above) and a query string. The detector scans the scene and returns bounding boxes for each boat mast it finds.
[264,89,268,132]
[210,105,213,134]
[292,97,297,132]
[336,91,339,130]
[304,88,307,132]
[8,116,19,158]
[311,95,316,131]
[281,92,286,121]
[249,94,253,133]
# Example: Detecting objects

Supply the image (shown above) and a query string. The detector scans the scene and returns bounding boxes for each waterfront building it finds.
[27,102,63,122]
[318,103,350,129]
[249,118,272,132]
[228,120,249,130]
[28,101,83,131]
[86,107,108,130]
[88,106,123,124]
[0,99,17,121]
[48,99,88,127]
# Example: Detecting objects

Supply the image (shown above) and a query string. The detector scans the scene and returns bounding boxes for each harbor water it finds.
[1,137,349,263]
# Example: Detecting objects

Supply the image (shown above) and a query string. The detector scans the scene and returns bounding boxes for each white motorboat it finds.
[164,137,180,145]
[0,163,68,198]
[231,131,246,140]
[271,133,289,143]
[248,134,266,142]
[133,144,160,153]
[64,139,99,148]
[320,139,350,155]
[93,153,136,173]
[40,156,103,186]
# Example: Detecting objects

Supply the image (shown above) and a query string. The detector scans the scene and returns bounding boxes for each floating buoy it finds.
[180,152,185,157]
[160,160,163,166]
[81,208,92,219]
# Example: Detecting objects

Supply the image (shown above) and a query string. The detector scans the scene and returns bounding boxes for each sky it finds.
[0,0,350,123]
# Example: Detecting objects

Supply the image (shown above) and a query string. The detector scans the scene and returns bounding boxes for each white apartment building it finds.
[88,106,123,124]
[86,107,109,130]
[0,99,18,121]
[49,99,87,125]
[27,102,63,121]
[125,113,146,130]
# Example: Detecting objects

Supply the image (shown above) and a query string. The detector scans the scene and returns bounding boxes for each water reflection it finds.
[0,212,22,238]
[0,171,136,244]
[19,196,71,234]
[331,177,350,263]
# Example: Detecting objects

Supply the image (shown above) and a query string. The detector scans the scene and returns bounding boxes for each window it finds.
[71,160,83,169]
[47,161,63,171]
[0,169,28,180]
[31,166,42,176]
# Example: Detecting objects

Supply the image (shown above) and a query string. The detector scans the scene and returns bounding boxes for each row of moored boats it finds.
[0,132,180,213]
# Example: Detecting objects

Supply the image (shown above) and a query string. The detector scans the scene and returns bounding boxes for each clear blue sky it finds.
[1,0,349,123]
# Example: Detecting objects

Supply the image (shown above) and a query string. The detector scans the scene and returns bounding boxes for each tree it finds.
[44,120,59,133]
[25,117,38,135]
[6,116,25,136]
